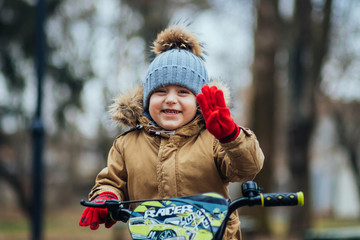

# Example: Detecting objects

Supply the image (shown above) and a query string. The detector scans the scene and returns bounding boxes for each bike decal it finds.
[128,193,229,240]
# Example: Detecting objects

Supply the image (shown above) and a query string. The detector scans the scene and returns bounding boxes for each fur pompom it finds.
[152,26,202,57]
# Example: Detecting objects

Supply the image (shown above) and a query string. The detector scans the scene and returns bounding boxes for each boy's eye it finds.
[154,89,166,93]
[179,89,191,94]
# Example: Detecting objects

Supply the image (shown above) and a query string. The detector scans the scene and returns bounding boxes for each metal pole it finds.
[32,0,46,239]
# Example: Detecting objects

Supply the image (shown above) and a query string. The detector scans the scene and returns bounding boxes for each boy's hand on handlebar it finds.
[79,192,118,230]
[196,85,240,143]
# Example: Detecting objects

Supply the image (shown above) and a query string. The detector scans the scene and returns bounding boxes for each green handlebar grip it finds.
[260,192,304,207]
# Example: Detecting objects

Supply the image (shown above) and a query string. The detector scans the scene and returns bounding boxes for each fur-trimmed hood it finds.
[109,81,231,129]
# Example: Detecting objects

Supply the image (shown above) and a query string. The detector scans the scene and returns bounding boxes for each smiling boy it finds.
[79,25,264,240]
[149,85,197,130]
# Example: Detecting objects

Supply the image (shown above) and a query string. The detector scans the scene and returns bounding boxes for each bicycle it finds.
[81,181,304,240]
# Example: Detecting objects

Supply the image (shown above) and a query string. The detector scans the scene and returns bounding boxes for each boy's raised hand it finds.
[79,192,118,230]
[196,85,240,143]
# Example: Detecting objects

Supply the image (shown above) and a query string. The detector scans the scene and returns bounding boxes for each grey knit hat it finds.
[143,26,209,110]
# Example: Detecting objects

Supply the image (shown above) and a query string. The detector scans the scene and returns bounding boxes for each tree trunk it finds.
[332,102,360,208]
[249,0,279,234]
[0,159,31,218]
[123,0,171,56]
[287,0,332,235]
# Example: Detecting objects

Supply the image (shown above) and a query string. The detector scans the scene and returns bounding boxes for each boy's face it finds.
[149,85,197,130]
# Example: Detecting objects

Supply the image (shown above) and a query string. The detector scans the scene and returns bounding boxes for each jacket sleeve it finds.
[213,127,264,182]
[88,137,128,201]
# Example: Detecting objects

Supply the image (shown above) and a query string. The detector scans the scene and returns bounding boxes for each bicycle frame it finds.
[81,181,304,240]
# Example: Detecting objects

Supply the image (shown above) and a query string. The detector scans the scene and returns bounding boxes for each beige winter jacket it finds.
[88,86,264,239]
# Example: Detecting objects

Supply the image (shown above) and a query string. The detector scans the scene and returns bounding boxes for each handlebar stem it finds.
[214,196,262,240]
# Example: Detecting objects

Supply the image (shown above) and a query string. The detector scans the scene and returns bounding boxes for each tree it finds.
[322,0,360,206]
[286,0,332,235]
[249,0,279,234]
[0,0,94,218]
[250,0,333,236]
[122,0,210,58]
[331,101,360,199]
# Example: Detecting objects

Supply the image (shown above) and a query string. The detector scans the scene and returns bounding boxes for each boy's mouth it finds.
[162,109,181,114]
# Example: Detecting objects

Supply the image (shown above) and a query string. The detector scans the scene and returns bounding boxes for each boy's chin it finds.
[157,118,193,130]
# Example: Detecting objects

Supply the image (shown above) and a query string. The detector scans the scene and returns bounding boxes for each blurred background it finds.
[0,0,359,239]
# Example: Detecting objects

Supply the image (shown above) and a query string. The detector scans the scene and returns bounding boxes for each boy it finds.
[79,25,264,239]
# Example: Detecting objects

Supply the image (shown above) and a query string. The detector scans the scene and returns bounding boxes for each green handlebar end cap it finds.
[297,192,304,206]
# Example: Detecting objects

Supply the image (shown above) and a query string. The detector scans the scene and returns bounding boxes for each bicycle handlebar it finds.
[80,181,304,240]
[215,190,304,240]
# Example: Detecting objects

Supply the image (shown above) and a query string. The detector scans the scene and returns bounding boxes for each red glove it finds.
[196,85,240,143]
[79,192,118,230]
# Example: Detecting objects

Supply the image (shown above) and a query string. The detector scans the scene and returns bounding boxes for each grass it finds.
[0,204,131,240]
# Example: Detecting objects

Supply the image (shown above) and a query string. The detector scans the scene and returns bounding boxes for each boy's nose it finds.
[165,93,177,104]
